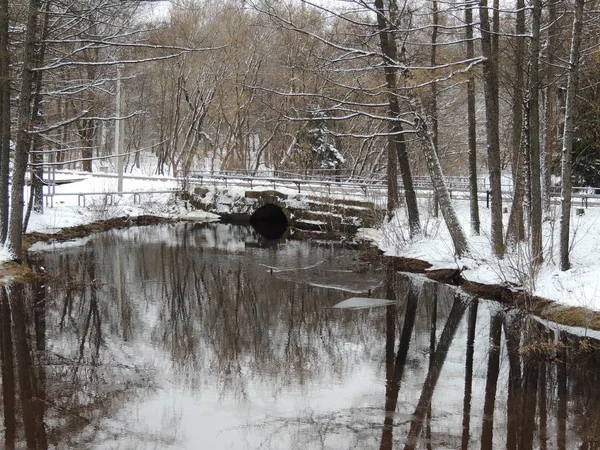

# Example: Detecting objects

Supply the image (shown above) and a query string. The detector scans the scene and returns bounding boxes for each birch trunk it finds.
[560,0,586,271]
[413,108,469,257]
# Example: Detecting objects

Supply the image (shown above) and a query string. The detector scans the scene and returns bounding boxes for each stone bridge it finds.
[188,187,385,237]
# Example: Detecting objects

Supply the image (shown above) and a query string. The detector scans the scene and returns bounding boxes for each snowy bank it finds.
[2,172,599,313]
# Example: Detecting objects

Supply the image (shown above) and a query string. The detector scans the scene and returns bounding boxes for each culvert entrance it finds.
[249,203,289,239]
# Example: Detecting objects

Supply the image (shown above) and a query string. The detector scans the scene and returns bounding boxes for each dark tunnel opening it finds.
[249,203,289,240]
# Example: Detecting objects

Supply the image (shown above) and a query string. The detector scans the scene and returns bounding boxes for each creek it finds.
[1,222,599,449]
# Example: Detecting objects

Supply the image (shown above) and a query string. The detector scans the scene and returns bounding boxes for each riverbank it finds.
[0,210,595,332]
[1,173,599,330]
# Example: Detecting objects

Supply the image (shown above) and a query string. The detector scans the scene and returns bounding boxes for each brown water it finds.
[1,222,599,449]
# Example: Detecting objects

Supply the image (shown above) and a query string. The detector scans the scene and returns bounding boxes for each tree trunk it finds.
[480,311,503,448]
[374,0,421,237]
[403,294,467,449]
[529,0,543,266]
[11,284,48,449]
[465,1,480,235]
[542,1,559,212]
[506,99,528,246]
[460,299,478,450]
[386,133,398,217]
[413,107,469,257]
[560,0,585,271]
[30,1,50,215]
[380,276,419,450]
[510,0,525,186]
[479,0,504,257]
[0,0,9,243]
[503,314,523,450]
[8,0,42,260]
[1,286,16,450]
[429,0,439,218]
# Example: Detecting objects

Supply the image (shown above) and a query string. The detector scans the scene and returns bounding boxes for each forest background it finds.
[1,0,599,290]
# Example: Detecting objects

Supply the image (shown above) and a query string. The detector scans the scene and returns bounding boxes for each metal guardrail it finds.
[38,167,600,210]
[184,170,600,209]
[44,189,183,208]
[185,170,490,196]
[186,170,488,189]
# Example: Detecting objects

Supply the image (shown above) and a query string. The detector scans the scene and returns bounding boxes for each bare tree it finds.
[505,0,526,246]
[479,0,504,257]
[429,0,439,218]
[412,104,469,257]
[8,0,42,259]
[374,0,421,233]
[528,0,543,266]
[0,0,8,243]
[541,0,560,212]
[465,0,479,235]
[560,0,586,271]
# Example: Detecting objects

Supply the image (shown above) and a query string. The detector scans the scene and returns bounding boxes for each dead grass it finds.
[0,261,50,285]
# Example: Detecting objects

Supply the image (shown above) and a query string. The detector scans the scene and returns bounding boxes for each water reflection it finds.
[1,222,600,449]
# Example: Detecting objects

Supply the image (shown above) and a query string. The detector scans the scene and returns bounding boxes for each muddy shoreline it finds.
[3,215,598,332]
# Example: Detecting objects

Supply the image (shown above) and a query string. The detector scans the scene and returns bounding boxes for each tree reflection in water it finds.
[1,222,600,449]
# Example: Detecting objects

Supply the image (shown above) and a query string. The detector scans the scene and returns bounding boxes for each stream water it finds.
[1,222,599,449]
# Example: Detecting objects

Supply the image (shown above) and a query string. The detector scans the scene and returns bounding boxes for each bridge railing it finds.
[185,170,489,190]
[183,170,600,208]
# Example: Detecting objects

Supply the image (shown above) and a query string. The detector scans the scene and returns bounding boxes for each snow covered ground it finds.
[368,197,600,312]
[2,171,599,311]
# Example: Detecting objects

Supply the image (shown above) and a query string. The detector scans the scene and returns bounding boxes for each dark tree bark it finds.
[505,0,526,246]
[542,0,559,212]
[510,0,526,186]
[386,133,399,217]
[560,0,586,271]
[465,1,480,235]
[480,311,502,449]
[24,1,51,233]
[479,0,504,257]
[506,100,528,246]
[12,284,48,449]
[460,299,478,450]
[0,0,9,243]
[556,332,568,450]
[8,0,42,259]
[519,321,540,450]
[30,2,51,214]
[374,0,421,238]
[1,287,16,450]
[429,0,439,218]
[380,275,419,450]
[529,0,543,266]
[504,314,523,450]
[403,294,467,449]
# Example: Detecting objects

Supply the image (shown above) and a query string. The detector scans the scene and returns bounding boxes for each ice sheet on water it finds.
[333,297,395,309]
